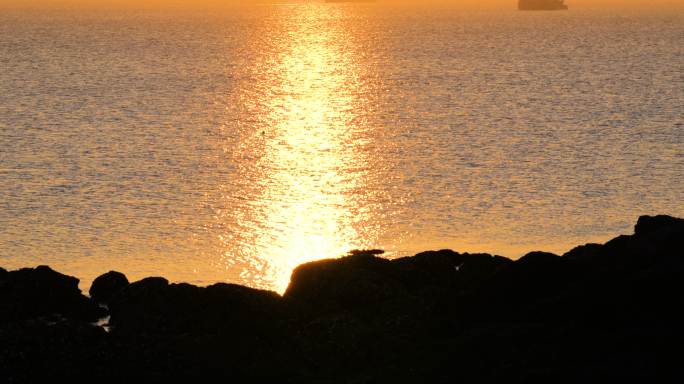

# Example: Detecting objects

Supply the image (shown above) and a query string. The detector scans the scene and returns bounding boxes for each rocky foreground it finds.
[2,215,683,383]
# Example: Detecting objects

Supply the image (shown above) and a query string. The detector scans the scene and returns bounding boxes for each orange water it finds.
[1,5,682,292]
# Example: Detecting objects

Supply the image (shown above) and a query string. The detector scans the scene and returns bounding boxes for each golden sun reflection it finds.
[219,5,381,293]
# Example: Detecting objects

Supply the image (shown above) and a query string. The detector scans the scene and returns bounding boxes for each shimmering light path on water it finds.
[216,6,393,291]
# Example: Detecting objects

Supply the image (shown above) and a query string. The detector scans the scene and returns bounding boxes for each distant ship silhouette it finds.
[519,0,568,10]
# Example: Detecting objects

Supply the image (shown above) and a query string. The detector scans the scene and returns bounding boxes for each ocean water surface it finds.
[1,4,682,292]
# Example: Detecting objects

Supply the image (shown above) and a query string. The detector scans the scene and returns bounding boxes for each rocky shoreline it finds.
[2,215,683,383]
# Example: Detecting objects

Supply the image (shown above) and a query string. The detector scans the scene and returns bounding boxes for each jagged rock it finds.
[392,249,511,290]
[284,250,411,314]
[0,266,104,324]
[634,215,684,236]
[563,243,603,261]
[513,251,563,271]
[89,271,129,304]
[104,277,294,380]
[488,251,565,289]
[586,215,684,271]
[108,277,283,335]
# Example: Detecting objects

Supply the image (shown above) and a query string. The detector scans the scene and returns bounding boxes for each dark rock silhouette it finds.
[0,265,104,324]
[634,214,684,235]
[2,215,684,383]
[284,250,410,313]
[108,277,283,335]
[89,270,129,304]
[563,242,603,261]
[286,249,510,312]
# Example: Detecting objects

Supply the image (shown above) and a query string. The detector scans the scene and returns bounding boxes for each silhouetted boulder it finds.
[468,251,581,321]
[89,271,129,304]
[392,249,511,291]
[563,243,603,261]
[104,277,293,380]
[517,250,561,266]
[558,216,684,272]
[0,266,104,324]
[284,250,412,314]
[108,277,283,335]
[581,215,684,273]
[490,251,564,289]
[634,215,684,236]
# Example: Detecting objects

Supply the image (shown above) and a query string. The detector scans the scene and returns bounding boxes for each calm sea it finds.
[1,4,682,292]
